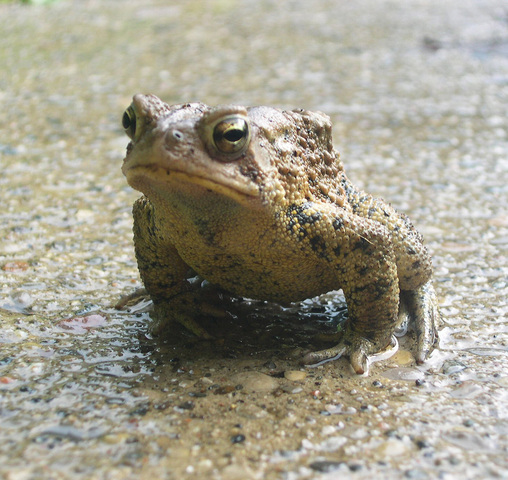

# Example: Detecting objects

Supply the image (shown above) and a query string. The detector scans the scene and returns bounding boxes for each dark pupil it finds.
[123,109,135,132]
[223,128,244,143]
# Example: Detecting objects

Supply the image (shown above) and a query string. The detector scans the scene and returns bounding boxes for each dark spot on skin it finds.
[300,202,322,222]
[373,278,394,301]
[309,235,327,257]
[412,260,421,270]
[333,245,342,257]
[358,266,369,276]
[353,237,370,251]
[368,207,377,217]
[407,247,416,255]
[193,218,216,245]
[286,203,322,239]
[332,218,343,230]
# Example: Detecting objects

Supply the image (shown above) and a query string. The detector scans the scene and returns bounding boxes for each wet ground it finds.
[1,0,508,478]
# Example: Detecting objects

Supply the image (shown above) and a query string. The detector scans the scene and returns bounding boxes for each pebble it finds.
[497,376,508,387]
[324,404,357,415]
[231,434,246,444]
[373,438,412,458]
[2,261,29,272]
[442,360,467,375]
[382,367,425,382]
[309,460,345,473]
[230,372,279,393]
[199,376,214,385]
[349,428,368,440]
[177,401,195,410]
[319,435,348,451]
[214,385,236,395]
[321,425,337,436]
[284,370,307,381]
[405,468,429,479]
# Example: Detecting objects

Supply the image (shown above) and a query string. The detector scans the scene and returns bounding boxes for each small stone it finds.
[199,377,214,385]
[2,261,30,272]
[309,460,344,473]
[382,367,425,382]
[442,360,467,375]
[214,385,236,395]
[415,438,431,449]
[230,372,279,393]
[321,425,337,436]
[103,433,131,444]
[373,438,411,458]
[405,469,428,479]
[349,464,363,472]
[231,434,246,444]
[343,406,357,415]
[496,376,508,387]
[320,435,348,451]
[189,391,206,398]
[284,370,307,381]
[177,401,195,410]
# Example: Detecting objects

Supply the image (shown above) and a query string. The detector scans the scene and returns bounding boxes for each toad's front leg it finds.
[132,196,220,338]
[302,215,401,374]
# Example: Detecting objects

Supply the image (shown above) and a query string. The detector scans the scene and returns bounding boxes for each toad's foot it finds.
[150,289,230,339]
[114,288,149,310]
[303,281,440,374]
[302,330,397,374]
[399,281,440,364]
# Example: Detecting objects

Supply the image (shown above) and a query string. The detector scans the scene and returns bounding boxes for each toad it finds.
[121,94,439,374]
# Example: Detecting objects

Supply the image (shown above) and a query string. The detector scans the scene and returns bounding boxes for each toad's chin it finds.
[124,164,260,206]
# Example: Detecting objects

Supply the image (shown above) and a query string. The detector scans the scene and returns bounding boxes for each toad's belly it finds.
[178,246,339,303]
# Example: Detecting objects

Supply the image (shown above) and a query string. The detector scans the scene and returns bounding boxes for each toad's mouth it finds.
[124,164,259,204]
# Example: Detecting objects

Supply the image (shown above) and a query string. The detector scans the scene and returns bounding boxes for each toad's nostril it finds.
[165,129,185,149]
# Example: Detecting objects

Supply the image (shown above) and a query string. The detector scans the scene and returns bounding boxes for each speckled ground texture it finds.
[1,0,508,479]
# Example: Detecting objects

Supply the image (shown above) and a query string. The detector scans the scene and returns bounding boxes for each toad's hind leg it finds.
[400,281,439,363]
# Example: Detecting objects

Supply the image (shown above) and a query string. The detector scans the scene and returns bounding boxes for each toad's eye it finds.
[122,106,137,140]
[212,116,250,155]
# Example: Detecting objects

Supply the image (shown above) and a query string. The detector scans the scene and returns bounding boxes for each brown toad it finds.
[121,94,439,374]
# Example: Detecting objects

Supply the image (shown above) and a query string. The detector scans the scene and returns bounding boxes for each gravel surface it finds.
[1,0,508,478]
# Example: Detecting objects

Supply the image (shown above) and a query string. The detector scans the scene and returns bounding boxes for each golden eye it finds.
[212,116,250,154]
[122,105,137,139]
